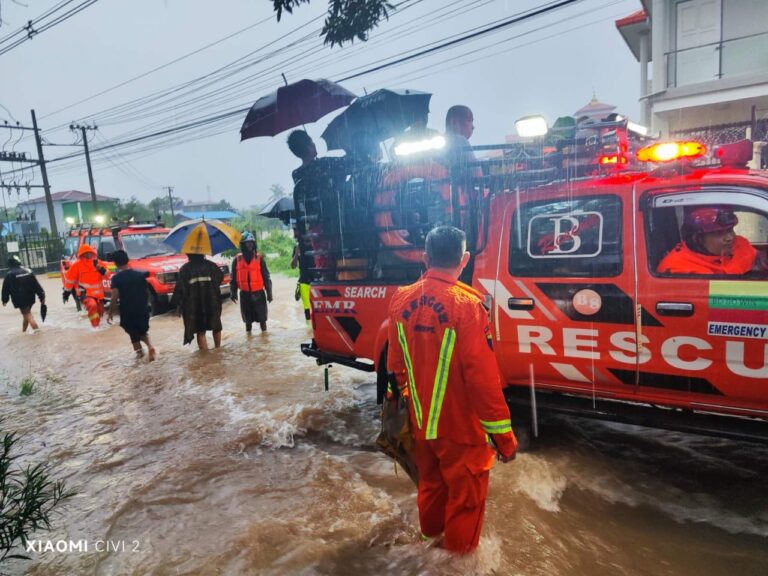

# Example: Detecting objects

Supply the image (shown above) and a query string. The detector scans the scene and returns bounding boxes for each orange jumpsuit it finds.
[657,236,756,275]
[387,269,517,554]
[64,244,107,327]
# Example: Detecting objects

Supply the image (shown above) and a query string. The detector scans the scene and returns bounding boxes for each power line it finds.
[21,0,601,179]
[41,12,278,119]
[0,0,100,57]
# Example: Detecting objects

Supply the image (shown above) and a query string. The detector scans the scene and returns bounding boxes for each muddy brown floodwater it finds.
[1,274,767,576]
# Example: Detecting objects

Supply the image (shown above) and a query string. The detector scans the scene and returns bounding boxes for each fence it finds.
[0,234,64,277]
[669,119,768,168]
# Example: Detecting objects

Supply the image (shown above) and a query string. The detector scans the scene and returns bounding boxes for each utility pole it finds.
[70,123,98,215]
[163,186,175,223]
[31,109,58,237]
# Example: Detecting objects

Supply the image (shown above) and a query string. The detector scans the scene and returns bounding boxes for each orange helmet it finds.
[77,243,97,258]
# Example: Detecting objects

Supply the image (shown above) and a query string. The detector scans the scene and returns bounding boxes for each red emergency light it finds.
[637,141,707,163]
[715,139,753,168]
[598,154,629,165]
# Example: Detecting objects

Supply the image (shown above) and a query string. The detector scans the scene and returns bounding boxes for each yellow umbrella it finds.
[163,218,242,255]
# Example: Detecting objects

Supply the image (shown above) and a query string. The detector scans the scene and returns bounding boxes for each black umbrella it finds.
[240,78,356,140]
[259,196,295,218]
[40,303,47,322]
[321,88,432,151]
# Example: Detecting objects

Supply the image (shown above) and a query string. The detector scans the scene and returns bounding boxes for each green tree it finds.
[212,199,236,212]
[0,425,75,563]
[271,0,395,46]
[113,197,154,223]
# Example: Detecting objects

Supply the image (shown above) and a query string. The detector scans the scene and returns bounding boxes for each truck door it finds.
[637,187,768,416]
[492,188,642,400]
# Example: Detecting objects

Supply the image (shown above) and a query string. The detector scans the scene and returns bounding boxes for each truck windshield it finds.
[121,233,175,259]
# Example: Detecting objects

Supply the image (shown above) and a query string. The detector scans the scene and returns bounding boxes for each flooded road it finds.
[2,275,767,575]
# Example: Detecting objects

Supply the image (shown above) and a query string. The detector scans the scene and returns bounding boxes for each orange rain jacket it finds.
[657,236,756,275]
[387,269,516,457]
[64,244,107,299]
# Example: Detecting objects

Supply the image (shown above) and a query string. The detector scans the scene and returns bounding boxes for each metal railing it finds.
[0,234,64,276]
[665,31,768,88]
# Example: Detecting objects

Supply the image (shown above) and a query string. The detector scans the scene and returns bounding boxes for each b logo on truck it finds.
[528,211,603,258]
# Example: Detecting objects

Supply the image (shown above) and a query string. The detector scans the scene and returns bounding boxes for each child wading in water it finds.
[107,250,156,360]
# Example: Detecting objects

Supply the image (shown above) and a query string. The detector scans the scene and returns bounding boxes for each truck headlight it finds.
[156,272,178,284]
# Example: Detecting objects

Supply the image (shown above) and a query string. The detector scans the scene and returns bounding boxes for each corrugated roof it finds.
[17,190,117,205]
[177,211,239,220]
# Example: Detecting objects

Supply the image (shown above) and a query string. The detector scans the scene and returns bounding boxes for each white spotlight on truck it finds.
[627,121,649,136]
[94,215,105,224]
[394,135,446,156]
[515,115,548,138]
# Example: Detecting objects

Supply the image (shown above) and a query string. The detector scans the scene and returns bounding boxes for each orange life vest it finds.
[235,253,264,292]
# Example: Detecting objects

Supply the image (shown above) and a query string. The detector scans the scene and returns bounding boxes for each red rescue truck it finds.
[297,118,768,441]
[61,222,231,314]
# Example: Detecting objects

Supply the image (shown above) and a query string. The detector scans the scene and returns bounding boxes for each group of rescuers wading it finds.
[4,105,760,556]
[2,232,272,357]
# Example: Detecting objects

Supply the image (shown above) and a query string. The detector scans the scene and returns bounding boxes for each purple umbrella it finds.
[240,78,356,140]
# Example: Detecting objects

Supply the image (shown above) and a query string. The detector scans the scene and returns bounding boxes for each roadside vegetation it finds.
[19,377,35,397]
[0,423,75,563]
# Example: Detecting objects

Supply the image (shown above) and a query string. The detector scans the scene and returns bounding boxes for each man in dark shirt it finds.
[287,130,318,184]
[2,255,45,332]
[107,250,155,361]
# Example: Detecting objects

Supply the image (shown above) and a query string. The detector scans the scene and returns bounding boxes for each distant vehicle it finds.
[61,222,231,314]
[295,117,768,442]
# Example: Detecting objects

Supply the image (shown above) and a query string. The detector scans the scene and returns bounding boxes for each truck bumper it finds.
[300,341,375,372]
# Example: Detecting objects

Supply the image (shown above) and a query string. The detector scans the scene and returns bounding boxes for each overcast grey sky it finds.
[0,0,642,209]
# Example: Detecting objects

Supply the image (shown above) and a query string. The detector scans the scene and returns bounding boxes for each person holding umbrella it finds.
[230,232,272,334]
[2,255,45,333]
[165,218,239,350]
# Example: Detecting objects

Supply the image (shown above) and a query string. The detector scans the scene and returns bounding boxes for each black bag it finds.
[375,382,419,485]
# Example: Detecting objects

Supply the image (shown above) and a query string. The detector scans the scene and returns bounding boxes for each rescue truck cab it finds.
[297,117,768,441]
[62,222,231,314]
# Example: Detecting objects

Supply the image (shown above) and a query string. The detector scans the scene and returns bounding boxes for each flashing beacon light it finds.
[637,141,706,163]
[598,154,629,166]
[715,139,753,168]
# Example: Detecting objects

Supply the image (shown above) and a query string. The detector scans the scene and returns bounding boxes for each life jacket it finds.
[64,244,106,299]
[236,253,264,292]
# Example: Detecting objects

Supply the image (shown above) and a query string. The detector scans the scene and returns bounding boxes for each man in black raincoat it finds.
[171,253,224,350]
[2,255,46,332]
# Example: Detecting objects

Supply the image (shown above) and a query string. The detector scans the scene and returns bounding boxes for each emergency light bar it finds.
[394,135,446,156]
[637,141,706,163]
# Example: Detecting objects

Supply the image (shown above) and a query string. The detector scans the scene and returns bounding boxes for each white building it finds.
[616,0,768,160]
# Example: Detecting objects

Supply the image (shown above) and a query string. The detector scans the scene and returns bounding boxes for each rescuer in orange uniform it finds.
[387,225,517,554]
[63,243,108,327]
[230,232,272,333]
[657,206,761,275]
